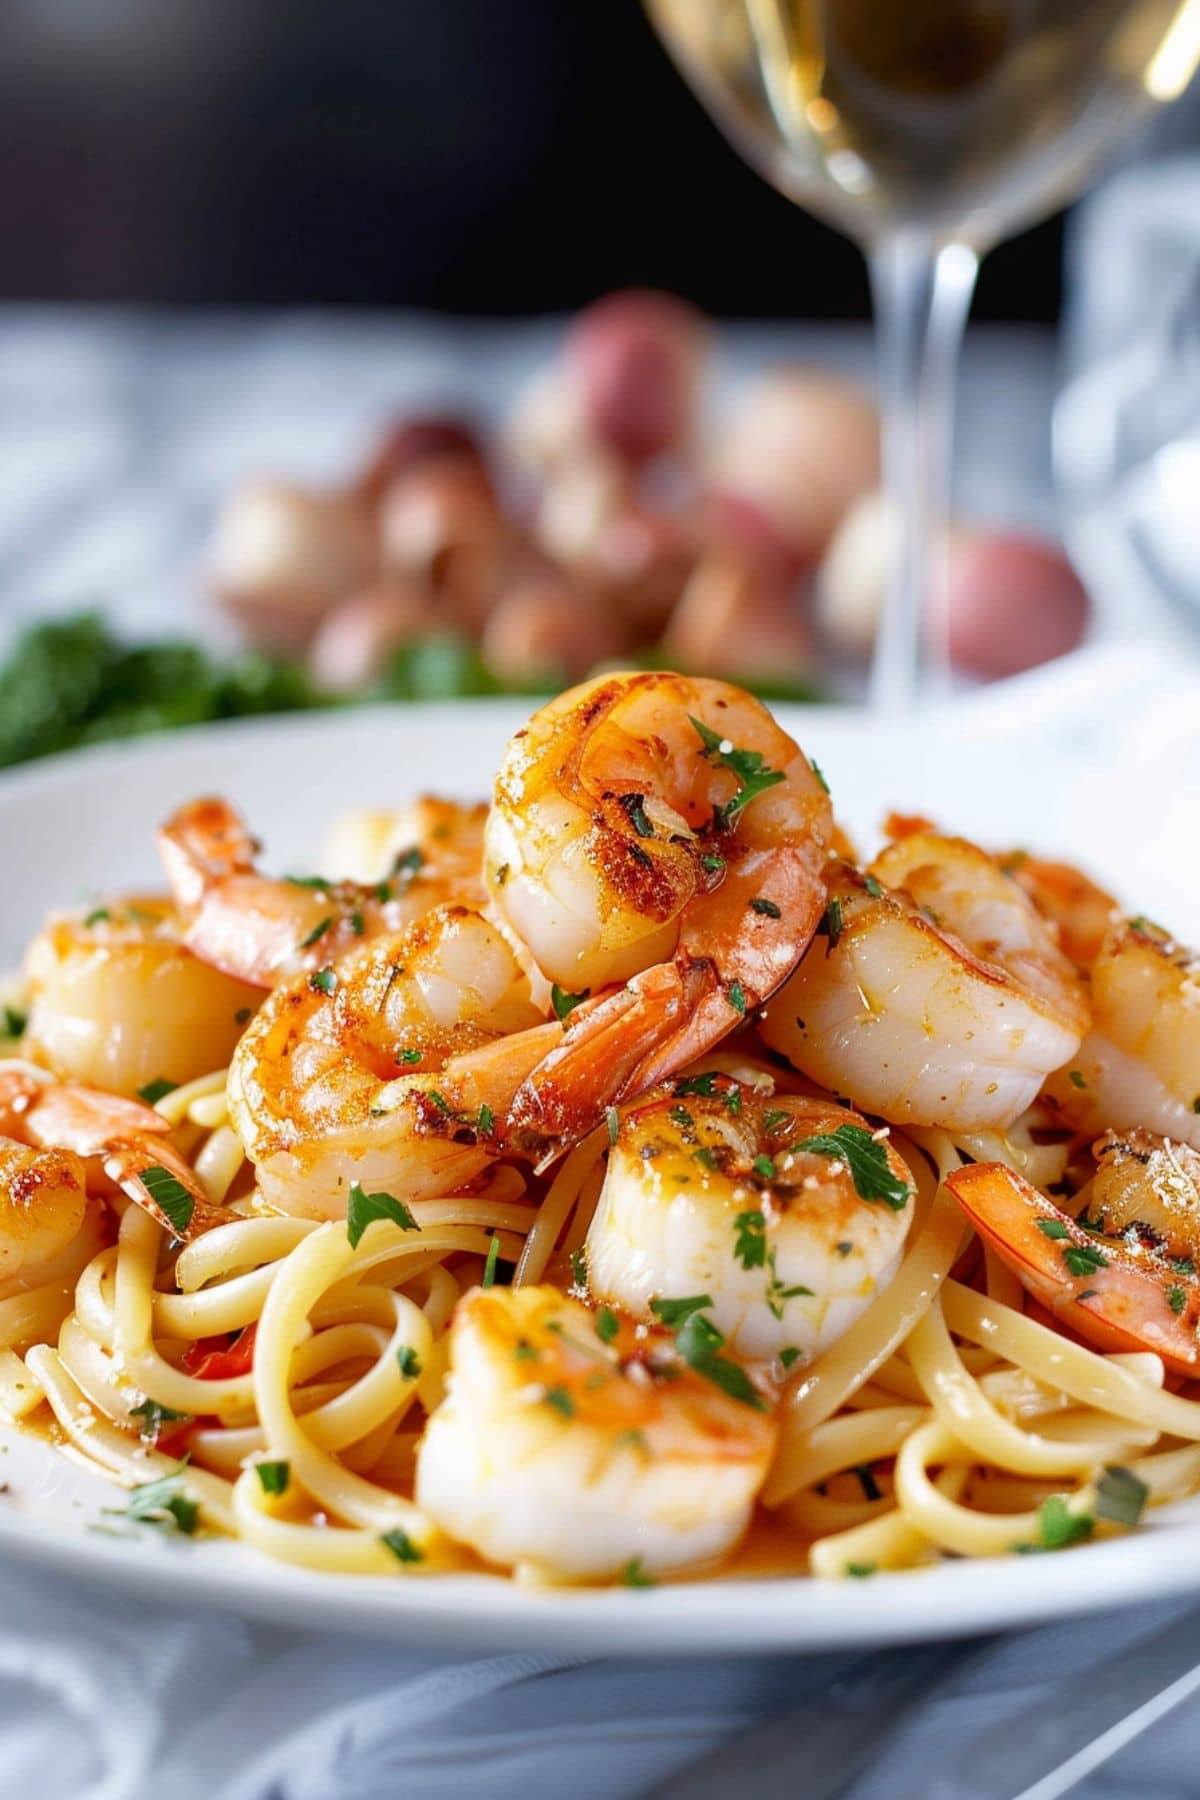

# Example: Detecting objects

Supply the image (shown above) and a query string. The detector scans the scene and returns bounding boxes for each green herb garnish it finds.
[1095,1465,1149,1527]
[1036,1218,1070,1240]
[137,1078,177,1106]
[128,1399,189,1442]
[255,1460,290,1497]
[749,897,781,918]
[380,1528,424,1564]
[595,1306,619,1345]
[482,1234,501,1288]
[396,1346,423,1379]
[690,715,785,822]
[619,793,655,838]
[1064,1244,1109,1278]
[300,916,333,948]
[140,1165,196,1236]
[346,1182,419,1249]
[734,1209,767,1270]
[551,984,590,1022]
[308,966,337,995]
[793,1125,910,1210]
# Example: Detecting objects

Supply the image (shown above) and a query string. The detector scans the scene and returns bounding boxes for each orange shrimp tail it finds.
[946,1161,1200,1376]
[158,797,258,913]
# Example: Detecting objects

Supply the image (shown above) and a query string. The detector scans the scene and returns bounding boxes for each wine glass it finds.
[645,0,1200,707]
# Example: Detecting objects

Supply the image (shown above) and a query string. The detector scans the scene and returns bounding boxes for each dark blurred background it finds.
[0,0,1066,319]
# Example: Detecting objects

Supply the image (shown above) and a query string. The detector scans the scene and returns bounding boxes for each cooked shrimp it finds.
[761,837,1090,1132]
[1045,918,1200,1150]
[947,1143,1200,1375]
[322,795,487,896]
[485,672,832,1148]
[22,895,260,1096]
[159,795,485,990]
[227,905,556,1219]
[0,1062,222,1240]
[0,1138,88,1282]
[999,851,1118,970]
[415,1283,776,1580]
[587,1081,915,1363]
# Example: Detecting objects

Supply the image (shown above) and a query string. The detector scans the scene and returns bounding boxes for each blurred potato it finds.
[380,455,511,632]
[482,570,623,687]
[211,481,377,652]
[358,415,485,508]
[709,369,879,563]
[567,289,708,463]
[535,449,631,569]
[946,532,1090,678]
[588,505,699,639]
[503,364,592,480]
[815,489,893,660]
[662,548,813,683]
[308,581,434,694]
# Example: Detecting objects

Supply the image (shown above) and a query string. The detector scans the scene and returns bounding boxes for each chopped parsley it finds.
[673,1073,720,1099]
[668,1104,694,1130]
[1174,1257,1196,1275]
[700,853,726,875]
[606,1107,620,1147]
[84,906,111,927]
[308,966,337,995]
[1,1005,26,1038]
[349,909,365,936]
[819,897,843,950]
[482,1234,501,1288]
[140,1165,196,1236]
[734,1209,767,1270]
[1068,1069,1087,1090]
[397,1048,422,1065]
[845,1562,877,1579]
[285,874,330,890]
[346,1182,419,1249]
[543,1384,575,1418]
[689,715,785,822]
[1064,1243,1109,1278]
[396,1345,423,1379]
[137,1078,177,1106]
[693,1145,719,1171]
[255,1460,290,1497]
[619,793,655,838]
[621,1557,655,1588]
[863,876,884,899]
[752,1154,776,1180]
[749,897,782,918]
[766,1254,812,1319]
[810,757,830,796]
[727,980,747,1015]
[1167,1284,1187,1316]
[116,1465,199,1536]
[234,1006,254,1026]
[128,1399,189,1443]
[854,1464,882,1502]
[673,1309,765,1410]
[551,983,590,1021]
[380,1527,424,1564]
[569,1248,589,1290]
[793,1125,910,1210]
[1037,1494,1094,1550]
[1095,1465,1149,1528]
[762,1109,790,1135]
[650,1293,712,1328]
[779,1347,803,1369]
[300,916,333,948]
[477,1102,495,1137]
[391,847,424,887]
[1035,1218,1070,1240]
[595,1306,619,1345]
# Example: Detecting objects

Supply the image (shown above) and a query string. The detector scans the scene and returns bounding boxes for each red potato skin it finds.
[567,290,708,463]
[946,534,1089,678]
[308,582,434,693]
[358,417,486,508]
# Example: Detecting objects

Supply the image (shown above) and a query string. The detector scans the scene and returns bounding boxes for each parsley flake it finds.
[727,980,747,1016]
[673,1309,765,1410]
[551,983,590,1021]
[810,757,831,795]
[477,1102,495,1137]
[1068,1069,1087,1090]
[793,1125,910,1210]
[1168,1284,1187,1316]
[619,793,655,838]
[1036,1218,1070,1240]
[606,1107,620,1147]
[346,1183,419,1249]
[543,1384,575,1418]
[396,1346,423,1379]
[1037,1495,1094,1549]
[650,1294,712,1328]
[734,1209,767,1270]
[819,897,843,950]
[308,966,337,995]
[482,1234,501,1288]
[595,1306,619,1345]
[864,876,884,899]
[2,1005,26,1038]
[380,1527,424,1564]
[128,1399,189,1442]
[689,715,785,821]
[749,897,782,918]
[752,1154,776,1180]
[116,1465,199,1536]
[300,916,332,948]
[1064,1243,1109,1277]
[1095,1465,1149,1527]
[140,1165,195,1236]
[621,1557,655,1588]
[84,906,111,928]
[255,1460,290,1496]
[137,1078,176,1106]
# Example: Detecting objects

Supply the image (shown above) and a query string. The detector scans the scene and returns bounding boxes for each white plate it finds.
[1,645,1199,1653]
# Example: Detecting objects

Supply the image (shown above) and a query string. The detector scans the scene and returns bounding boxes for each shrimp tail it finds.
[505,957,709,1150]
[158,797,258,912]
[945,1160,1200,1375]
[103,1137,232,1242]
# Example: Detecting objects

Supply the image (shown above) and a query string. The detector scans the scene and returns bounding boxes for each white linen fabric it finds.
[0,1558,1197,1800]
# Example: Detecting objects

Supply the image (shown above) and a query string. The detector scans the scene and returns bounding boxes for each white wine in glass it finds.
[647,0,1200,705]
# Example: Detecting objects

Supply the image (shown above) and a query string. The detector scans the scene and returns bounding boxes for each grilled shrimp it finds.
[485,672,832,1149]
[415,1283,776,1580]
[0,1063,221,1240]
[1045,918,1200,1150]
[322,795,487,895]
[587,1080,915,1364]
[1000,852,1118,971]
[227,905,556,1219]
[761,836,1090,1132]
[0,1138,88,1282]
[159,795,485,990]
[22,895,259,1096]
[947,1134,1200,1375]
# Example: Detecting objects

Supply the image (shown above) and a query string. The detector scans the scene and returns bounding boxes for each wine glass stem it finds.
[867,233,980,711]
